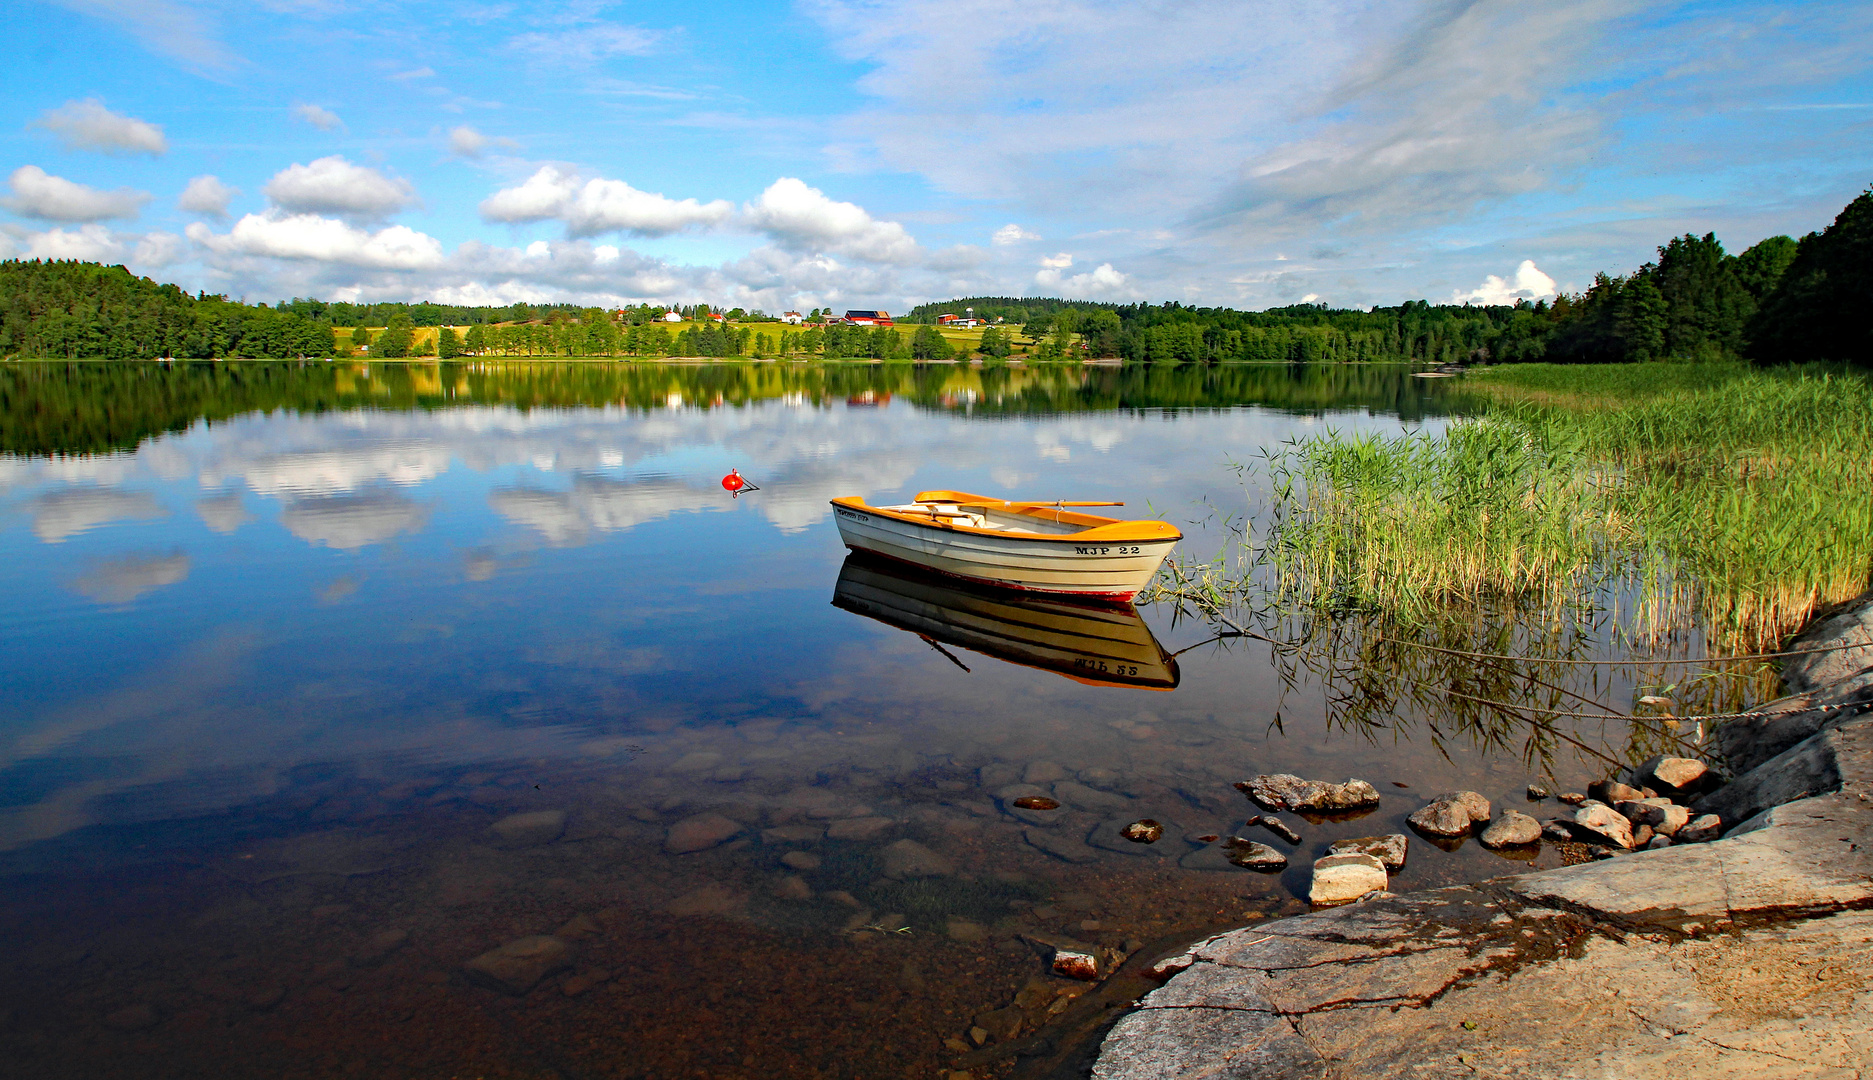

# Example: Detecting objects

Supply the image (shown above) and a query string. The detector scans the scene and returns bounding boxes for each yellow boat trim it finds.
[832,490,1182,544]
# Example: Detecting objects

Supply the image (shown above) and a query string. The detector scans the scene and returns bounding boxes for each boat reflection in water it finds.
[831,554,1180,690]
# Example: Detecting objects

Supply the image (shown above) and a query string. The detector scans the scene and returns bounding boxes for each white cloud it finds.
[992,224,1039,245]
[509,24,661,64]
[3,166,151,222]
[281,492,430,549]
[21,224,126,262]
[188,212,446,270]
[1034,261,1136,298]
[50,0,240,73]
[448,125,518,158]
[480,165,733,238]
[1038,252,1073,269]
[1454,259,1557,305]
[263,157,416,219]
[133,231,186,267]
[743,177,919,264]
[27,488,167,543]
[36,99,167,155]
[293,103,345,131]
[392,66,436,80]
[177,174,238,218]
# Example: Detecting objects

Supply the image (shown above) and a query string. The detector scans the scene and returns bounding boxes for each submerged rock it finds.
[780,850,822,871]
[1480,811,1542,848]
[825,816,895,841]
[489,809,566,847]
[1328,834,1409,871]
[664,812,742,854]
[1024,827,1097,864]
[879,839,954,878]
[1309,852,1388,906]
[1012,796,1061,811]
[463,936,572,995]
[1236,775,1380,813]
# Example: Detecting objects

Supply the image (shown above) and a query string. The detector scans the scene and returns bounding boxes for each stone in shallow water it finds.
[1053,780,1129,812]
[946,918,988,943]
[1309,853,1387,906]
[1121,819,1164,843]
[1235,774,1380,813]
[489,810,565,847]
[1328,834,1409,871]
[1012,796,1060,811]
[1223,837,1287,870]
[1254,816,1302,844]
[665,884,746,917]
[1618,800,1691,836]
[463,936,572,995]
[1589,779,1648,805]
[1024,827,1097,864]
[1480,811,1542,848]
[1407,796,1477,838]
[826,816,895,841]
[880,839,953,878]
[780,850,821,870]
[1024,760,1070,785]
[664,812,742,854]
[773,875,813,900]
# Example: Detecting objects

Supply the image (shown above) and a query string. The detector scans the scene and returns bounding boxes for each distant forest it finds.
[1,185,1865,364]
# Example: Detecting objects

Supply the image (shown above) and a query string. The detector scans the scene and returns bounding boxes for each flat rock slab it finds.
[665,812,742,853]
[463,936,572,995]
[489,809,566,847]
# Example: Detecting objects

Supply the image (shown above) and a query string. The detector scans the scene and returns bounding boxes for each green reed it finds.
[1234,363,1873,654]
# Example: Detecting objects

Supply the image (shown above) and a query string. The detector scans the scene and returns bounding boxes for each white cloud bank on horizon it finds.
[1455,260,1558,305]
[36,99,167,156]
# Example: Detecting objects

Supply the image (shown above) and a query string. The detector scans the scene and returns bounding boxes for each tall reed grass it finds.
[1253,363,1873,653]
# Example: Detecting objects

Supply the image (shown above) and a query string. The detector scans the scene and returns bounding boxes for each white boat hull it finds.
[831,502,1177,601]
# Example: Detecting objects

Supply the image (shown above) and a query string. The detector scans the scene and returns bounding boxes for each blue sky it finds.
[2,0,1869,313]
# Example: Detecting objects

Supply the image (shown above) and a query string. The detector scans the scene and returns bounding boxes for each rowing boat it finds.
[831,554,1179,689]
[828,489,1181,602]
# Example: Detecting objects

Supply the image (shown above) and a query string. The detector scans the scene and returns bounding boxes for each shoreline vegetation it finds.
[1143,362,1873,758]
[3,184,1864,367]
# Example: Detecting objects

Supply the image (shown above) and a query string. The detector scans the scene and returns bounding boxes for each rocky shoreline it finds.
[1091,592,1873,1078]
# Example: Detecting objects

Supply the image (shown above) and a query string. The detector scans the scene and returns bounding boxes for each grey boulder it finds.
[1327,834,1409,871]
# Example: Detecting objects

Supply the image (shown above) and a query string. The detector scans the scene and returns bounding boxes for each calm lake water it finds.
[0,361,1660,1079]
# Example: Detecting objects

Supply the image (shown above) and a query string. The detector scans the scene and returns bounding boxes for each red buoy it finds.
[721,470,746,492]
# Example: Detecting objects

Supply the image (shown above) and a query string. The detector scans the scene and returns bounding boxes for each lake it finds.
[0,361,1653,1079]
